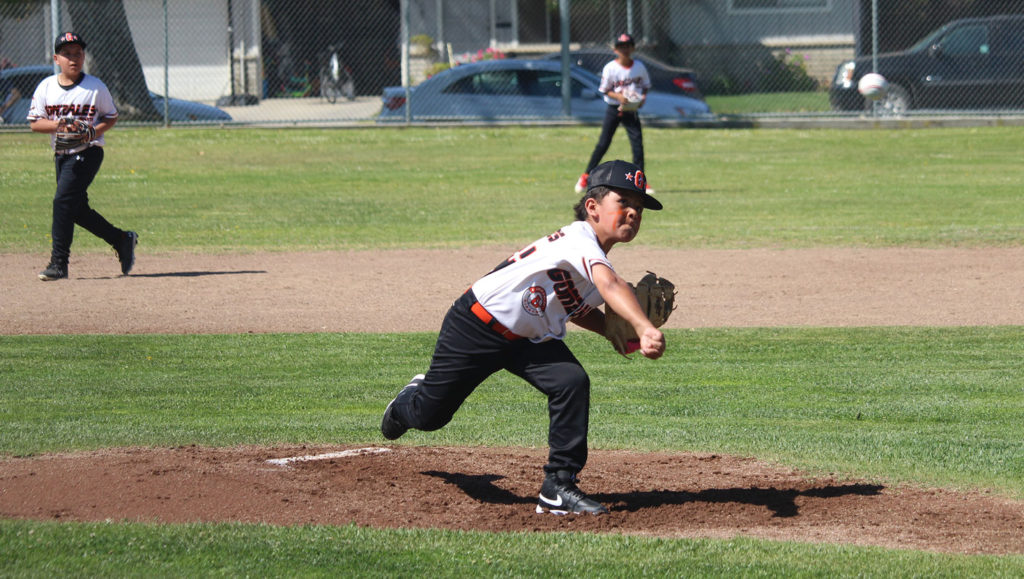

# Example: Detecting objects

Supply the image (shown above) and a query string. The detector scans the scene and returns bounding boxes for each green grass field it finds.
[2,126,1023,575]
[2,126,1023,252]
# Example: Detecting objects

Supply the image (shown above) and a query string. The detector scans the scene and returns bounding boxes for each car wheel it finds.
[873,82,911,117]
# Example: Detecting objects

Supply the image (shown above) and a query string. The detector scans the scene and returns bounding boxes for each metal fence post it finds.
[163,0,169,127]
[50,0,61,73]
[401,0,411,123]
[560,0,570,117]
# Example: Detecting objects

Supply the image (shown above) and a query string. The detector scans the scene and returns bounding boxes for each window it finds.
[993,22,1024,55]
[472,71,521,95]
[526,71,559,97]
[941,25,990,56]
[729,0,829,14]
[443,71,522,95]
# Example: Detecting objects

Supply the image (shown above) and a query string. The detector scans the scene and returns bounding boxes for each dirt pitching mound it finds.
[2,445,1022,555]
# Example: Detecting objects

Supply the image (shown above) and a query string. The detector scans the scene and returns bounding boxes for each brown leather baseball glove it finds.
[604,272,676,356]
[55,117,96,152]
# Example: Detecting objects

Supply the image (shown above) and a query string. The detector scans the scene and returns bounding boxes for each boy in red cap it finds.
[27,32,137,281]
[575,33,654,196]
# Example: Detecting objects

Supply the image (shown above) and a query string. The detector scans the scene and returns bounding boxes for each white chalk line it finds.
[266,447,391,466]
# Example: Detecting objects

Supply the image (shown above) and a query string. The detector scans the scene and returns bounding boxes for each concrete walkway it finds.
[218,96,383,126]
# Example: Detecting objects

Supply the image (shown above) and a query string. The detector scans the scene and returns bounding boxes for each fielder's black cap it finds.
[54,32,86,53]
[587,160,661,210]
[613,33,635,47]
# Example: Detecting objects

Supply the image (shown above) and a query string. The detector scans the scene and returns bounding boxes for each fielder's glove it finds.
[604,271,676,356]
[55,117,96,152]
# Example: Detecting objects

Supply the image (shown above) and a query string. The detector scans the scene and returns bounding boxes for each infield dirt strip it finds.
[1,247,1023,555]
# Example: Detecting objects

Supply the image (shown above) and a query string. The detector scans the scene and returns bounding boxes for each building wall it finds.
[0,1,234,102]
[665,0,856,89]
[124,0,233,101]
[0,4,50,68]
[667,0,854,45]
[409,0,517,56]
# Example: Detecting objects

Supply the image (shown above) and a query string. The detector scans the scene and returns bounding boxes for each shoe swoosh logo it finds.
[539,493,563,507]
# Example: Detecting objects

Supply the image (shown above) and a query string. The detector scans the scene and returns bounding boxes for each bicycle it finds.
[319,45,355,103]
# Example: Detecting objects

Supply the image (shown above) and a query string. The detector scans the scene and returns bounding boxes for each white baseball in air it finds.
[858,73,889,101]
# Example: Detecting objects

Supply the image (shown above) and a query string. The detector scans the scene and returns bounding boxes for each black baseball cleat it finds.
[381,374,424,440]
[116,230,138,275]
[536,470,609,515]
[38,261,68,281]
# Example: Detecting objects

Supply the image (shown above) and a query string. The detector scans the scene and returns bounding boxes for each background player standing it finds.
[575,34,653,196]
[381,159,666,515]
[28,32,137,281]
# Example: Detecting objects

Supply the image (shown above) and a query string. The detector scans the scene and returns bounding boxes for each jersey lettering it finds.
[45,103,97,120]
[471,221,607,341]
[569,303,594,319]
[486,232,562,275]
[547,268,584,313]
[610,78,644,90]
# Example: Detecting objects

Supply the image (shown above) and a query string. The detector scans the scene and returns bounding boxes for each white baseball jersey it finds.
[472,220,613,343]
[599,59,651,106]
[28,73,117,151]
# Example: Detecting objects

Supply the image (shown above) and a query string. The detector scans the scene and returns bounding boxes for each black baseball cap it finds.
[587,160,662,210]
[613,33,635,47]
[54,32,86,53]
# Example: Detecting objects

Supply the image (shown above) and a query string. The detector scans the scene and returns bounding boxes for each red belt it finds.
[470,300,523,341]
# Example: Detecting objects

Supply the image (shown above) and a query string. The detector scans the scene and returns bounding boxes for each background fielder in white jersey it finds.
[28,32,137,281]
[29,68,116,151]
[598,54,651,107]
[575,33,653,196]
[381,160,666,515]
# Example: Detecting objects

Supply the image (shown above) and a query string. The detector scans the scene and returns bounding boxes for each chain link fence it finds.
[3,0,1024,126]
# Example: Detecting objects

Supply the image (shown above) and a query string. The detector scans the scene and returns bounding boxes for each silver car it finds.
[0,65,232,124]
[379,58,711,122]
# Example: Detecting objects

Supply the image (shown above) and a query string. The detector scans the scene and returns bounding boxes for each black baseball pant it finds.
[50,146,123,264]
[585,104,644,174]
[390,290,591,475]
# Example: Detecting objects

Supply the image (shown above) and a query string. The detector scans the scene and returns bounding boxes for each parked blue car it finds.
[0,65,232,124]
[378,58,711,122]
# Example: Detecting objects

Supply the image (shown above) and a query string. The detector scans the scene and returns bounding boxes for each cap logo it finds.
[625,170,646,191]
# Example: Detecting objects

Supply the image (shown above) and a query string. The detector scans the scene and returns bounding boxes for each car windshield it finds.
[573,67,601,84]
[907,24,953,53]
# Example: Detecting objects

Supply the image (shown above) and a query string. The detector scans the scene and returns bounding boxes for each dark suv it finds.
[830,15,1024,114]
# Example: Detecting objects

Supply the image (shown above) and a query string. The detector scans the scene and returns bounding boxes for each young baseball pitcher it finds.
[382,160,667,515]
[28,32,137,281]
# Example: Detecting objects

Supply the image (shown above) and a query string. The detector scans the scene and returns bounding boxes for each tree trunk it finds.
[67,0,161,121]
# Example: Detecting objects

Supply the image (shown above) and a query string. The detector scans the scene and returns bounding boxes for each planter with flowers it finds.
[427,46,506,79]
